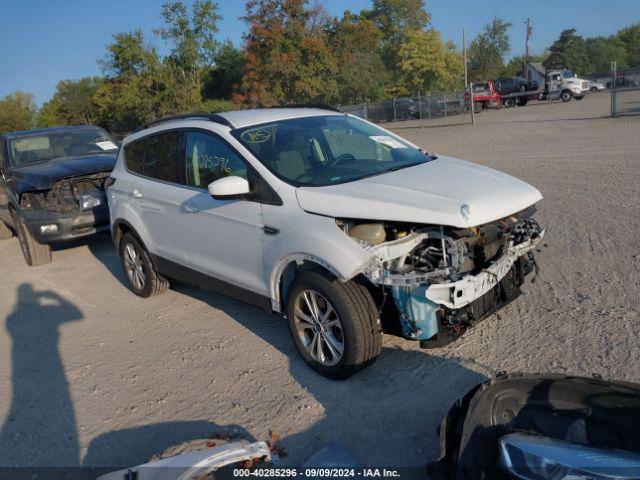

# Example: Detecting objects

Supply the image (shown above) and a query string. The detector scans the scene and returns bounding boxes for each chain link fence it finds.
[608,66,640,117]
[338,90,476,124]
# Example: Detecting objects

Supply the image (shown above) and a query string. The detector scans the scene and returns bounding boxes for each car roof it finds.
[3,125,101,138]
[215,107,344,129]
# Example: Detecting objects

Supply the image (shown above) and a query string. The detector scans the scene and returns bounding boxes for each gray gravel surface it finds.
[0,90,639,470]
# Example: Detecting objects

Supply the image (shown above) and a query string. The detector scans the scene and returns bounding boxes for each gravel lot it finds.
[1,90,639,472]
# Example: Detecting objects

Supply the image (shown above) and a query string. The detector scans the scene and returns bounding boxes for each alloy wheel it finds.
[124,242,146,291]
[293,289,344,366]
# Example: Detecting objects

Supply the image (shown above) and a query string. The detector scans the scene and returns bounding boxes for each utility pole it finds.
[524,18,532,80]
[463,29,468,88]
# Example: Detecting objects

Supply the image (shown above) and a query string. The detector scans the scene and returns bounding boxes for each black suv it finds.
[0,126,119,266]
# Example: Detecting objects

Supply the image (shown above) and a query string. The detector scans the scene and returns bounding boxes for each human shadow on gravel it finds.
[0,284,83,468]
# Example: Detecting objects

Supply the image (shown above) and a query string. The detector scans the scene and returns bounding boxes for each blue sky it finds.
[1,0,638,104]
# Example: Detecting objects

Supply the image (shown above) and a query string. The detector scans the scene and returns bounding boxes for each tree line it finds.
[1,0,638,135]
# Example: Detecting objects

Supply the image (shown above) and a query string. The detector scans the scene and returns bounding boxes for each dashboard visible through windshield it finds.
[233,115,434,187]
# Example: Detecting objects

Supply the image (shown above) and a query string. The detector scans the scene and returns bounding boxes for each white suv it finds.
[107,107,545,378]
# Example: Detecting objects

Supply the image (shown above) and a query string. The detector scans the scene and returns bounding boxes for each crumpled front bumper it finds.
[390,228,545,342]
[425,228,546,309]
[22,204,110,244]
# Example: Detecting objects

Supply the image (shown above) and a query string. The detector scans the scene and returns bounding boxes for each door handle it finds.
[132,189,143,199]
[183,203,199,214]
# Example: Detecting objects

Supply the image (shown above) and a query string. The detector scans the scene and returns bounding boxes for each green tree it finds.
[368,0,430,86]
[328,11,387,104]
[0,92,36,133]
[616,23,640,68]
[398,29,462,92]
[467,17,512,81]
[543,29,588,74]
[95,30,164,133]
[202,41,247,100]
[585,36,628,73]
[240,0,338,106]
[36,77,104,127]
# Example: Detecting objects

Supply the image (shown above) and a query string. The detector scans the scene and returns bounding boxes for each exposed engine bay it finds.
[338,208,546,345]
[19,172,110,213]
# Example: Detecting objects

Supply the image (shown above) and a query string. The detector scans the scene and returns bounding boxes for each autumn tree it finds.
[241,0,338,106]
[398,29,462,92]
[37,77,104,127]
[543,29,588,74]
[0,92,36,133]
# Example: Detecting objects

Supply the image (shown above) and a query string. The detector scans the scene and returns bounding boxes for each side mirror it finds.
[208,176,250,199]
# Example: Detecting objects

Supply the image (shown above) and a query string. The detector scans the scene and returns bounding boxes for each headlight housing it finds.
[500,433,640,480]
[77,191,105,211]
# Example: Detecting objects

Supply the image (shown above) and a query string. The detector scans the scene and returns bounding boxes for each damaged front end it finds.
[339,208,546,345]
[18,172,111,242]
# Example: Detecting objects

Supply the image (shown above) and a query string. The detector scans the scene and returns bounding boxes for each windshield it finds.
[233,115,433,187]
[8,127,119,167]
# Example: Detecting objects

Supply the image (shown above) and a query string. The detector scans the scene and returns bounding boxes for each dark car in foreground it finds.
[428,373,640,479]
[494,76,540,95]
[0,126,118,266]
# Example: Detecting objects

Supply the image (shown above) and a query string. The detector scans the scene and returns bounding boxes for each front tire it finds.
[119,232,168,298]
[12,212,52,266]
[286,271,382,379]
[0,220,13,240]
[574,95,584,101]
[561,90,573,102]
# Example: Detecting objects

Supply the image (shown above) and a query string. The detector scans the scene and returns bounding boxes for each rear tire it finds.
[0,220,13,240]
[119,232,168,298]
[286,270,382,379]
[12,212,52,266]
[561,90,573,102]
[503,98,515,108]
[574,95,584,101]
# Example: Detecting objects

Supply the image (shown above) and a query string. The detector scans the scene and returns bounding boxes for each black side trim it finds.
[153,255,272,312]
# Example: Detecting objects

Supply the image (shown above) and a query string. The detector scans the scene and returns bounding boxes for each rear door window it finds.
[124,138,146,175]
[145,131,181,183]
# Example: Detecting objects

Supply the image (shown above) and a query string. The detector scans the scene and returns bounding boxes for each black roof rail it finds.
[274,103,342,112]
[132,112,234,133]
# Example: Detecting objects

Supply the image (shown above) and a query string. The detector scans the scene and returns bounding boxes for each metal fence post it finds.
[443,93,447,118]
[393,98,397,121]
[418,91,423,128]
[611,61,617,117]
[427,93,431,120]
[469,82,476,126]
[364,100,368,121]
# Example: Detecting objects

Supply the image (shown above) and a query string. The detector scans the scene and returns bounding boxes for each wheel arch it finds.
[270,254,352,313]
[111,219,151,258]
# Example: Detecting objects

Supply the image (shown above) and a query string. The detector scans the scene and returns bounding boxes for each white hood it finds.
[295,156,542,228]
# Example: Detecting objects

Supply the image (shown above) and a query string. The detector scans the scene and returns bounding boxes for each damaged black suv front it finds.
[0,126,118,266]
